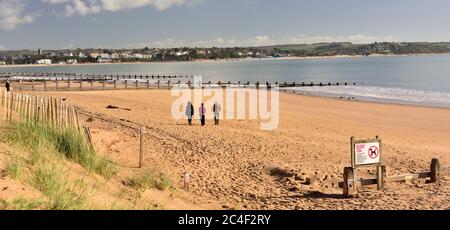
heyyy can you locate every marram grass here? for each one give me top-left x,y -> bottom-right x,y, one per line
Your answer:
123,171 -> 172,191
7,120 -> 118,179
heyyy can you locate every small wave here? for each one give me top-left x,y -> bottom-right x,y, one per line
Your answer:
283,86 -> 450,108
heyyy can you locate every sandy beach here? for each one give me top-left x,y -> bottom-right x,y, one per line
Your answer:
23,89 -> 449,210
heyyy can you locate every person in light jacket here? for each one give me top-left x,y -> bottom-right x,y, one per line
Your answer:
213,101 -> 222,125
199,103 -> 206,126
185,101 -> 194,125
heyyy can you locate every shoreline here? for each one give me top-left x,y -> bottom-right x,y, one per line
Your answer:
280,90 -> 450,112
1,52 -> 450,69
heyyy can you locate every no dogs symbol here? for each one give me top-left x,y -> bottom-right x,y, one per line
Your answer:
368,146 -> 379,159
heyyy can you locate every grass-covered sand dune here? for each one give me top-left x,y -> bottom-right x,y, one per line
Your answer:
0,107 -> 204,210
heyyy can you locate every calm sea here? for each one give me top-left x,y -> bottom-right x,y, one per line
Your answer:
2,54 -> 450,108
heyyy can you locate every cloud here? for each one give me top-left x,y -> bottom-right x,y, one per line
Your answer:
102,0 -> 197,11
42,0 -> 70,3
245,0 -> 259,5
43,0 -> 203,16
0,0 -> 38,30
64,0 -> 102,16
0,44 -> 5,50
129,37 -> 241,49
129,34 -> 398,48
255,35 -> 269,45
281,34 -> 397,45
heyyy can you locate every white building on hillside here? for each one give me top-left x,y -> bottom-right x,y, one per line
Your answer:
121,52 -> 132,59
99,53 -> 110,59
175,51 -> 189,56
90,52 -> 100,58
36,59 -> 52,65
133,53 -> 144,59
111,53 -> 120,59
97,58 -> 112,63
67,59 -> 78,64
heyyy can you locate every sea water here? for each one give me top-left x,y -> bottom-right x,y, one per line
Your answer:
2,54 -> 450,108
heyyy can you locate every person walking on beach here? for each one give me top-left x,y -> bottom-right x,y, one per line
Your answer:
213,101 -> 222,125
5,80 -> 10,92
185,101 -> 194,125
199,103 -> 206,126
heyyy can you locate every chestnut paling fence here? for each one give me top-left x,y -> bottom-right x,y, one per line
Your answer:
0,87 -> 94,150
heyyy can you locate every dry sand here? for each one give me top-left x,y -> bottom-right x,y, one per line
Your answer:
28,89 -> 450,210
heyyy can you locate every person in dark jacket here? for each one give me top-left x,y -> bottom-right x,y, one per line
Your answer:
5,80 -> 10,92
199,103 -> 206,126
185,101 -> 194,125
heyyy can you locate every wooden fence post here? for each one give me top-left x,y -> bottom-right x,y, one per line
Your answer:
343,167 -> 356,198
377,165 -> 386,190
430,158 -> 440,183
9,93 -> 14,123
184,172 -> 190,192
114,80 -> 117,89
125,80 -> 128,90
5,93 -> 9,121
139,126 -> 145,168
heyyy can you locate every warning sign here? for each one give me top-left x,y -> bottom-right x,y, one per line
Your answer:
353,141 -> 381,166
368,146 -> 379,159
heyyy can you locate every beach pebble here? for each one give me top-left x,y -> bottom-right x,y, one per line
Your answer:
289,186 -> 302,192
248,193 -> 258,200
304,177 -> 316,185
294,174 -> 304,181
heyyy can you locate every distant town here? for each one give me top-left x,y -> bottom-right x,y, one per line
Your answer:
1,42 -> 450,66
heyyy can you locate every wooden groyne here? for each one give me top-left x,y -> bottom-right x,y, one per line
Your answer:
1,72 -> 363,92
0,72 -> 194,81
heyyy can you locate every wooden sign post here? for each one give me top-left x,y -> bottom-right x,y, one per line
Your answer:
344,136 -> 384,197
